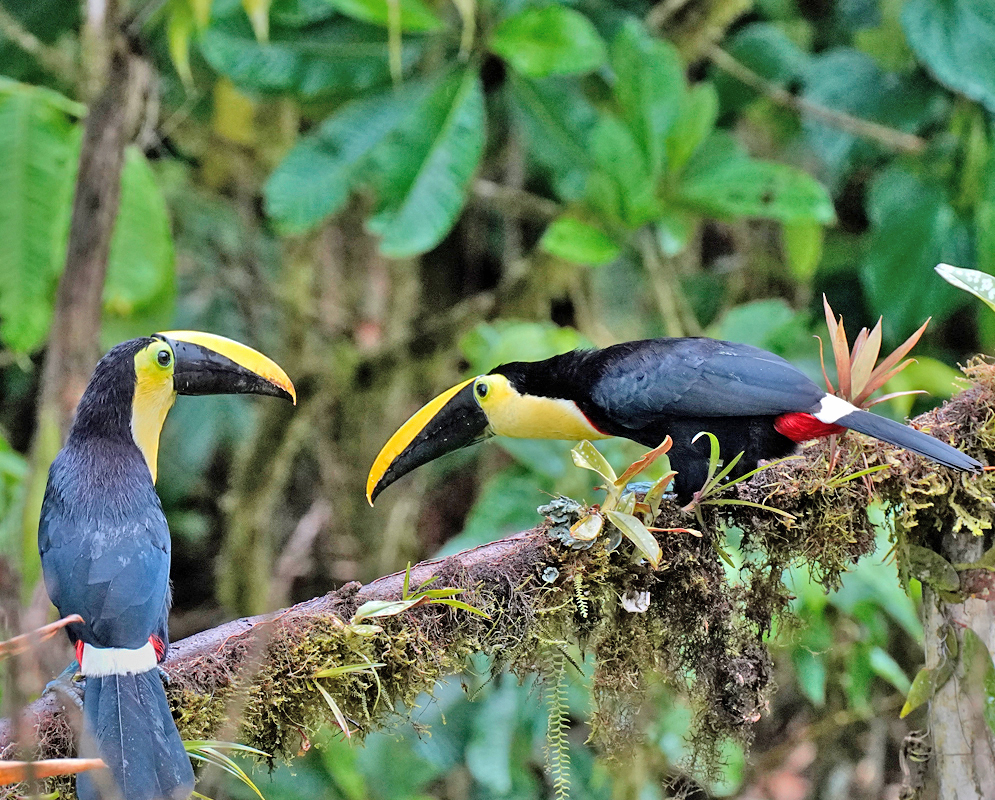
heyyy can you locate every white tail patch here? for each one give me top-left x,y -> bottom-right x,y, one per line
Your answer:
80,642 -> 157,677
813,394 -> 857,424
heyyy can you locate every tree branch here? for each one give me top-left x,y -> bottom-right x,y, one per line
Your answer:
2,372 -> 993,799
0,6 -> 77,87
706,44 -> 928,155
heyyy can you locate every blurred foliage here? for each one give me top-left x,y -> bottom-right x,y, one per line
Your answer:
2,0 -> 995,795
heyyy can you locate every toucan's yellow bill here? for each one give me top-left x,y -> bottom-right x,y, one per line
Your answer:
157,330 -> 297,404
367,378 -> 489,505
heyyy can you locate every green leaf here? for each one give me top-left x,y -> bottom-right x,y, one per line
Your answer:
902,0 -> 995,115
0,88 -> 76,352
900,666 -> 937,718
610,19 -> 684,178
104,147 -> 176,317
323,0 -> 442,32
782,219 -> 824,280
862,167 -> 964,342
935,263 -> 995,314
868,646 -> 911,693
184,741 -> 269,799
313,662 -> 385,678
707,298 -> 796,349
667,82 -> 718,174
540,214 -> 621,266
366,68 -> 485,256
587,113 -> 660,227
351,598 -> 421,622
264,80 -> 431,232
465,681 -> 518,793
907,544 -> 960,592
508,74 -> 597,201
490,6 -> 606,78
604,509 -> 662,569
678,132 -> 835,225
313,679 -> 352,738
243,0 -> 272,40
792,648 -> 826,706
440,465 -> 554,556
653,207 -> 696,257
200,13 -> 416,97
960,627 -> 995,736
168,0 -> 196,85
459,319 -> 590,373
571,440 -> 617,484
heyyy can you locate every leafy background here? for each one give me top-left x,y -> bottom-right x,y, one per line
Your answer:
1,0 -> 994,796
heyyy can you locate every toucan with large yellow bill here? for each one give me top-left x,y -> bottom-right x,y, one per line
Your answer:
367,337 -> 981,505
38,332 -> 295,800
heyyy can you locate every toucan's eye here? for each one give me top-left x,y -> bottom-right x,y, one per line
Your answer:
156,348 -> 172,368
475,381 -> 488,399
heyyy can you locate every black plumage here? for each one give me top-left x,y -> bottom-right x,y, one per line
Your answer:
368,336 -> 981,505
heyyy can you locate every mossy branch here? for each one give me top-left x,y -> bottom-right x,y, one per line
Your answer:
2,367 -> 994,799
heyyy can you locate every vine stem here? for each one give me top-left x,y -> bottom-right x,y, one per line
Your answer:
706,44 -> 928,155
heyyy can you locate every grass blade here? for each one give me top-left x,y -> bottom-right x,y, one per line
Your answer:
313,680 -> 352,739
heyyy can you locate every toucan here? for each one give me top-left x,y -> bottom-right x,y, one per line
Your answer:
38,332 -> 295,800
367,337 -> 981,505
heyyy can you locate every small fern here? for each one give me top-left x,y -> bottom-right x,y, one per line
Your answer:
572,573 -> 589,619
544,650 -> 571,800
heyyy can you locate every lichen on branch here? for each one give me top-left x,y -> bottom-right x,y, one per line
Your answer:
3,365 -> 993,799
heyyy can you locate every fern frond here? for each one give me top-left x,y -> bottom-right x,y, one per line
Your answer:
544,650 -> 571,800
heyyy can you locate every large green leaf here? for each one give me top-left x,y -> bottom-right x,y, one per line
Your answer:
200,13 -> 417,97
677,132 -> 835,224
264,80 -> 432,232
490,6 -> 606,78
540,214 -> 621,266
366,68 -> 485,256
861,167 -> 965,342
587,113 -> 660,227
508,74 -> 597,201
0,87 -> 76,352
610,19 -> 684,178
459,319 -> 589,372
902,0 -> 995,115
667,82 -> 718,175
323,0 -> 442,32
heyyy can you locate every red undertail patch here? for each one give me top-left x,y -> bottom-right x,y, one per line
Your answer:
150,634 -> 166,661
75,640 -> 84,665
775,412 -> 846,443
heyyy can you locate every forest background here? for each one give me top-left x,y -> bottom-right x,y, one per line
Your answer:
0,0 -> 994,797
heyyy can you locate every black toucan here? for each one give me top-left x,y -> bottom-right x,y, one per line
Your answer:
367,337 -> 981,505
39,331 -> 296,800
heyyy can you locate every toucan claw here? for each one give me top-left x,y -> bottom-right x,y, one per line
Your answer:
44,662 -> 85,710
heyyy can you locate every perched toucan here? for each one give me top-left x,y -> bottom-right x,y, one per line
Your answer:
367,337 -> 981,504
39,332 -> 295,800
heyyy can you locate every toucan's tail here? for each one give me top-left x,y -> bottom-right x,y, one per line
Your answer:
836,407 -> 982,472
77,669 -> 194,800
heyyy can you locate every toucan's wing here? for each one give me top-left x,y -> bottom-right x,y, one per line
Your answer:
587,338 -> 825,427
39,452 -> 170,649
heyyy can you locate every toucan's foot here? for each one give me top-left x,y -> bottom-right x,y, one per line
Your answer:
158,665 -> 172,686
44,661 -> 84,710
